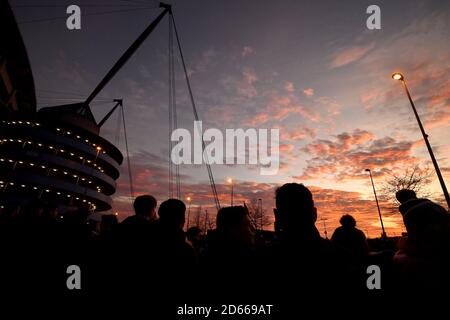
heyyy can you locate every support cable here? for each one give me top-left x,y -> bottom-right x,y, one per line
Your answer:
170,12 -> 220,210
168,16 -> 174,198
121,102 -> 135,202
170,17 -> 181,199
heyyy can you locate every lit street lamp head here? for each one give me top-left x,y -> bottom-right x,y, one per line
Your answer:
227,178 -> 233,184
392,72 -> 404,81
186,196 -> 191,202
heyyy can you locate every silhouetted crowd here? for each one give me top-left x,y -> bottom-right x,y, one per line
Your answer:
1,183 -> 449,308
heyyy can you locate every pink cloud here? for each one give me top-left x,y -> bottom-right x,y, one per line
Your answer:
281,127 -> 317,141
316,96 -> 341,116
241,46 -> 254,57
297,130 -> 419,182
330,43 -> 375,68
285,81 -> 295,92
303,88 -> 314,97
245,92 -> 321,126
279,143 -> 294,152
237,67 -> 258,98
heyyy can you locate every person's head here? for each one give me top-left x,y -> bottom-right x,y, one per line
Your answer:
403,201 -> 450,244
158,198 -> 186,229
216,205 -> 255,246
396,189 -> 417,204
133,195 -> 157,221
340,214 -> 356,228
186,226 -> 202,243
275,183 -> 317,233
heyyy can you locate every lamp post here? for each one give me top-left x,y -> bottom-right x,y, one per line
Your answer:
392,72 -> 450,209
204,209 -> 209,234
228,178 -> 233,206
321,218 -> 328,239
365,169 -> 387,238
186,196 -> 192,230
258,198 -> 263,232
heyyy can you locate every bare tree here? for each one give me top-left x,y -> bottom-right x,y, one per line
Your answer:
245,198 -> 272,231
382,165 -> 433,206
193,206 -> 202,228
189,206 -> 216,233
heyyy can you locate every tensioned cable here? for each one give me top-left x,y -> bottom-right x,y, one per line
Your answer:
168,16 -> 174,198
114,104 -> 122,147
170,12 -> 221,211
121,102 -> 134,203
169,16 -> 181,199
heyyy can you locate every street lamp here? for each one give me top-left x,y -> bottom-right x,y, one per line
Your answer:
365,169 -> 387,239
186,197 -> 192,230
392,72 -> 404,81
94,146 -> 102,162
227,178 -> 233,206
392,72 -> 450,209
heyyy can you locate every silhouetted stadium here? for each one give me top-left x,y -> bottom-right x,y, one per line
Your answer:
0,1 -> 123,212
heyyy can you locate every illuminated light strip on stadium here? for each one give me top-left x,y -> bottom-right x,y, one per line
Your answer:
0,158 -> 102,188
0,181 -> 98,209
2,121 -> 107,152
1,138 -> 107,174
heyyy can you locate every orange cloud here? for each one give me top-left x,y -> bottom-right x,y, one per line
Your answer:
114,176 -> 405,237
279,143 -> 294,152
281,127 -> 317,141
297,130 -> 417,181
306,185 -> 403,237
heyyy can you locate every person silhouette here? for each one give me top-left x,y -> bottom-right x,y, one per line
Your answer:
259,183 -> 358,298
147,199 -> 196,299
395,189 -> 428,215
201,205 -> 255,268
119,194 -> 157,244
152,199 -> 195,269
198,205 -> 256,301
331,214 -> 369,262
394,200 -> 450,290
115,195 -> 158,292
186,226 -> 203,255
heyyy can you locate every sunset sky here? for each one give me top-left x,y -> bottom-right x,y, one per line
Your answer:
13,0 -> 450,238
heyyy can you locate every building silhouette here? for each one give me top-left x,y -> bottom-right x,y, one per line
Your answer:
0,2 -> 123,212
